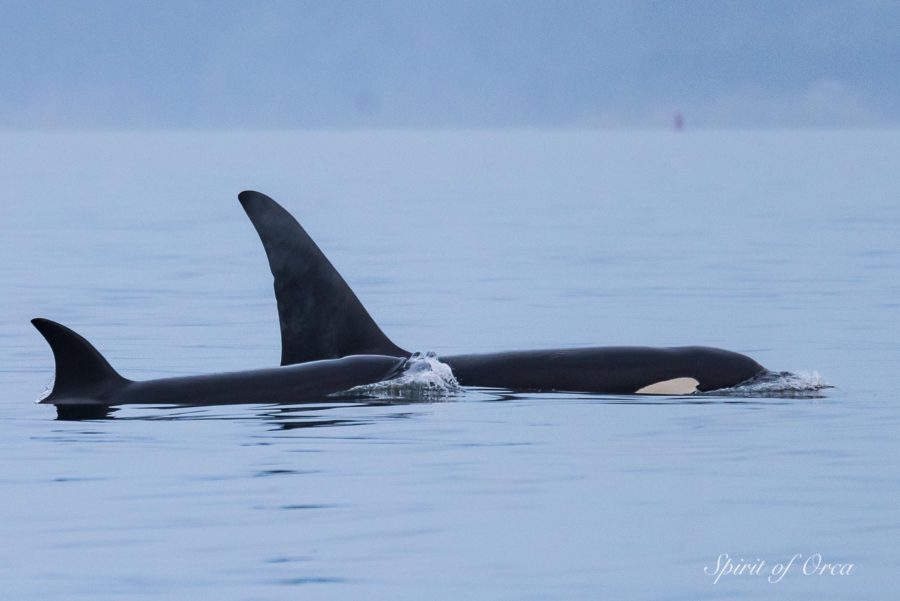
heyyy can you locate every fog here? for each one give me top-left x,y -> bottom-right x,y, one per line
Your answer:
2,0 -> 898,128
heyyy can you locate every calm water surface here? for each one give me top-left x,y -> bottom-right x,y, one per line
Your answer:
2,131 -> 899,600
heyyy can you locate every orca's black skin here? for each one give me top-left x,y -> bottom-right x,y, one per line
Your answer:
441,348 -> 763,393
32,318 -> 406,418
238,192 -> 407,365
238,191 -> 767,395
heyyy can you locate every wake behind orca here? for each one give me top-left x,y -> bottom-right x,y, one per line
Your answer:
238,191 -> 768,395
32,318 -> 405,419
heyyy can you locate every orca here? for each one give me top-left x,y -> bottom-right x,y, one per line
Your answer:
238,191 -> 768,395
32,318 -> 406,419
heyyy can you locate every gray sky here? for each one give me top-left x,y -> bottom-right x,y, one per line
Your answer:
2,0 -> 898,129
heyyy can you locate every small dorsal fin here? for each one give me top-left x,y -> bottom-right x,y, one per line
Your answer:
31,318 -> 129,402
238,190 -> 408,365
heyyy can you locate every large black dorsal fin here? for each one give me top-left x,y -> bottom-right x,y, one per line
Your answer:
238,190 -> 408,365
31,318 -> 129,402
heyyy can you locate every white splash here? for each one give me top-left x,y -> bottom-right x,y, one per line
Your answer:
36,376 -> 55,403
349,352 -> 461,400
711,370 -> 832,398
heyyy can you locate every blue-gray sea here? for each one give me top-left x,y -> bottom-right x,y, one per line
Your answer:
2,131 -> 898,600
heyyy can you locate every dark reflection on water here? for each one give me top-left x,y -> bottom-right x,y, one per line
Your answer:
54,405 -> 119,421
254,468 -> 318,477
273,418 -> 366,431
95,399 -> 424,432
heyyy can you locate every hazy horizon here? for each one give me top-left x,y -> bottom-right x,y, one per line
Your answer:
3,1 -> 898,130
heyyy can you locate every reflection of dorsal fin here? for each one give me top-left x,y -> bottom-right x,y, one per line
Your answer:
239,190 -> 408,365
